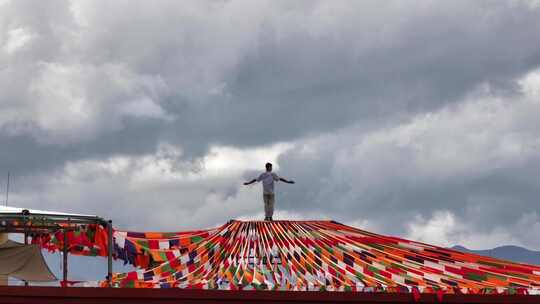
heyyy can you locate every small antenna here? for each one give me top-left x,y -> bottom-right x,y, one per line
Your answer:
5,172 -> 10,206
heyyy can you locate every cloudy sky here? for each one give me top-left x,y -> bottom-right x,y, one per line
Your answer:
2,0 -> 540,251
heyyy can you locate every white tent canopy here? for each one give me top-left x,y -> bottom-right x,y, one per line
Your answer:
0,240 -> 57,282
0,206 -> 97,217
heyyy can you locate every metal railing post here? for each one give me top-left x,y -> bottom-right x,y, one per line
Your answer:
62,228 -> 68,285
107,220 -> 113,287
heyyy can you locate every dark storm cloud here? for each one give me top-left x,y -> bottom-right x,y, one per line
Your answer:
3,0 -> 540,172
162,0 -> 540,151
2,0 -> 540,249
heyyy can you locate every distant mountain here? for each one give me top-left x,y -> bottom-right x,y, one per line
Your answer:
451,245 -> 540,265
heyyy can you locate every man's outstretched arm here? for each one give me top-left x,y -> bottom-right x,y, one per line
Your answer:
243,179 -> 257,185
279,177 -> 295,184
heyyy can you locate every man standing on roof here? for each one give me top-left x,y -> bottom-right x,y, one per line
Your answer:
243,163 -> 295,221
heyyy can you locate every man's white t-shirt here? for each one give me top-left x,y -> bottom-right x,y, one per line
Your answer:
257,172 -> 280,194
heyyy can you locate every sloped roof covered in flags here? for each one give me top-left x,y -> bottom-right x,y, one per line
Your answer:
33,220 -> 540,294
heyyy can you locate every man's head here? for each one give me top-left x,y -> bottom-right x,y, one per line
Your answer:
265,162 -> 272,172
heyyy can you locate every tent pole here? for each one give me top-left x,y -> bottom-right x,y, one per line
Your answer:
0,233 -> 7,286
24,232 -> 29,286
63,228 -> 68,286
107,220 -> 113,287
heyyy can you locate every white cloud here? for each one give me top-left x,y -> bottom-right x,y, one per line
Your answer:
406,210 -> 523,249
10,142 -> 293,230
520,69 -> 540,97
407,210 -> 458,247
334,76 -> 540,184
334,69 -> 540,185
2,27 -> 34,54
1,62 -> 170,144
516,0 -> 540,9
203,143 -> 291,176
